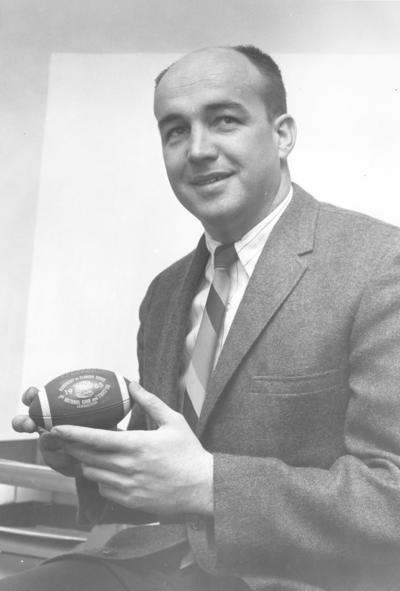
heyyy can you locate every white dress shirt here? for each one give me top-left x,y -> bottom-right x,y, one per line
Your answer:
179,188 -> 293,567
181,187 -> 293,380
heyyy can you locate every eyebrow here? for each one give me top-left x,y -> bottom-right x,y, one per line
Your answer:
157,101 -> 248,130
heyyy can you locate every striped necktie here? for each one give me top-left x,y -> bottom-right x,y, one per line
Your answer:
183,243 -> 238,425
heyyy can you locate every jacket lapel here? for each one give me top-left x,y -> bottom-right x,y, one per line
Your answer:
197,186 -> 319,436
154,236 -> 209,411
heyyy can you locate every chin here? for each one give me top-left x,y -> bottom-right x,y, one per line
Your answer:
202,211 -> 247,241
178,190 -> 244,229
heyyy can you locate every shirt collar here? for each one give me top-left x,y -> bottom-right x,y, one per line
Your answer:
205,186 -> 293,277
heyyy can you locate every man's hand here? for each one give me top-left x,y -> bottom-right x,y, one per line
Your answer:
52,382 -> 214,516
12,387 -> 82,477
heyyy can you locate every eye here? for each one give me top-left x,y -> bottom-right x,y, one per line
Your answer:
215,115 -> 239,128
165,126 -> 187,142
221,116 -> 236,124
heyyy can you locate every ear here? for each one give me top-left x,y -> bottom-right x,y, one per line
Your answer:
273,114 -> 297,160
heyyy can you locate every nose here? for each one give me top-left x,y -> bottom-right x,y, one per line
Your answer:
187,125 -> 218,163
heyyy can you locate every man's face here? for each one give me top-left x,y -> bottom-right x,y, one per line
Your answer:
154,48 -> 286,242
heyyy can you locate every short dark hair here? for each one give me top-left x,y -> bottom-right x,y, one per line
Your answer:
154,45 -> 287,120
232,45 -> 287,118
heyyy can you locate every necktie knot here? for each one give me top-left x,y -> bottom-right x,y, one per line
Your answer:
214,243 -> 238,270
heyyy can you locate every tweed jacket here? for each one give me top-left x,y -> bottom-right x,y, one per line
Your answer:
74,184 -> 400,590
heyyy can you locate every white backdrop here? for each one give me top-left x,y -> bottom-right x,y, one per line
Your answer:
21,53 -> 200,394
20,52 -> 400,408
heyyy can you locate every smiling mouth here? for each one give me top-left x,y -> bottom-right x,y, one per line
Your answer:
191,173 -> 233,186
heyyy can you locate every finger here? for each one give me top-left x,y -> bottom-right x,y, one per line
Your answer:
97,483 -> 141,508
12,414 -> 38,433
81,465 -> 129,488
97,484 -> 156,513
62,444 -> 123,470
38,433 -> 83,477
22,386 -> 39,407
97,483 -> 127,503
129,381 -> 178,427
39,430 -> 67,451
51,424 -> 127,450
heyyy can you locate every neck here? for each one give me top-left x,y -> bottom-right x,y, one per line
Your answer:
205,173 -> 292,244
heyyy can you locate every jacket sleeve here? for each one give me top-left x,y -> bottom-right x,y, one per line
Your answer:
188,235 -> 400,587
75,277 -> 159,526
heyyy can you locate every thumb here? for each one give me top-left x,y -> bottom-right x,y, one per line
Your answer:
129,381 -> 177,426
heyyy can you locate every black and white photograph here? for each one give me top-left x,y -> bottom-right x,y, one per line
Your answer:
1,1 -> 400,589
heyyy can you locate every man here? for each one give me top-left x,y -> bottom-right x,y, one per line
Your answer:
7,45 -> 400,590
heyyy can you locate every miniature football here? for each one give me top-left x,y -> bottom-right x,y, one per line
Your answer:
29,369 -> 132,430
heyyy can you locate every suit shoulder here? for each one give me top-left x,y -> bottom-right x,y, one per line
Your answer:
318,200 -> 400,239
306,196 -> 400,261
310,199 -> 400,275
289,185 -> 400,260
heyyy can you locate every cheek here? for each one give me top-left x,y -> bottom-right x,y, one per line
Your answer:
253,133 -> 276,160
225,132 -> 275,168
163,150 -> 185,185
248,140 -> 281,184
